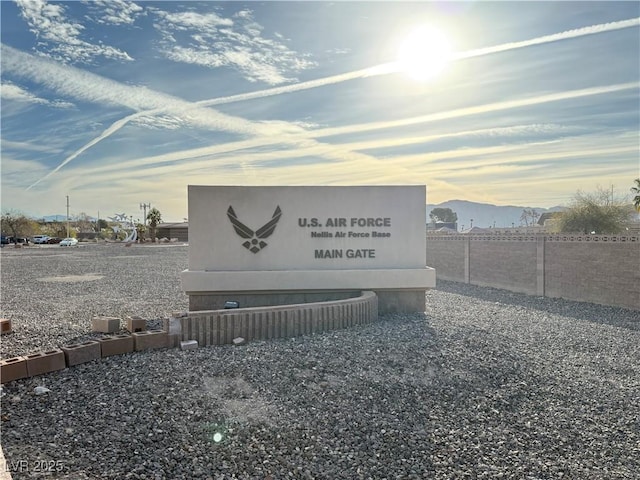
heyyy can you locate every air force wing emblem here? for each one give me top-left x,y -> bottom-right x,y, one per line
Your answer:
227,205 -> 282,253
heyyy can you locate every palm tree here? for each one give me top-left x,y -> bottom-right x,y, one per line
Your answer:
631,178 -> 640,212
146,208 -> 162,241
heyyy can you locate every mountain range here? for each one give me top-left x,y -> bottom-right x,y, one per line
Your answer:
38,200 -> 566,229
39,214 -> 96,222
426,200 -> 566,229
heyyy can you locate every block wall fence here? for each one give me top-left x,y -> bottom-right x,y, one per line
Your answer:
426,234 -> 640,310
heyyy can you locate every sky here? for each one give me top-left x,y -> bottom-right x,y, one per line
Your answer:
1,1 -> 639,222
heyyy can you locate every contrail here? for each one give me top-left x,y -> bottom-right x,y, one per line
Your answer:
27,116 -> 132,189
310,82 -> 639,138
195,16 -> 638,107
73,81 -> 639,179
27,16 -> 639,189
26,64 -> 393,190
453,17 -> 640,61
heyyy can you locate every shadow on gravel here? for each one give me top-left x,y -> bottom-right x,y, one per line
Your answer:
434,279 -> 640,332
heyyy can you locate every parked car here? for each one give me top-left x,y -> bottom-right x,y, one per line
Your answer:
59,237 -> 78,246
46,237 -> 62,244
32,235 -> 51,244
2,236 -> 29,244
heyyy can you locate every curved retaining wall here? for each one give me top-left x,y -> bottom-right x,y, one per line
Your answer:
180,290 -> 378,346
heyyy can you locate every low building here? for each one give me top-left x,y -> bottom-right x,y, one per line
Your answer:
155,222 -> 188,242
426,221 -> 458,231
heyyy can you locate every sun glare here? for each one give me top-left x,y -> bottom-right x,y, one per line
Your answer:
396,26 -> 453,81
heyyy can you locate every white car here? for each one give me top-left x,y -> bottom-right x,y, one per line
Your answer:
32,235 -> 50,244
59,237 -> 78,246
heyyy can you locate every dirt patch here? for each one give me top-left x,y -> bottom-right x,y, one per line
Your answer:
203,376 -> 277,425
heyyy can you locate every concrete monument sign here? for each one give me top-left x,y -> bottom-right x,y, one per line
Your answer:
181,185 -> 436,313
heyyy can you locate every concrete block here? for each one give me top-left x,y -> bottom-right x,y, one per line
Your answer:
0,318 -> 12,335
164,317 -> 183,348
180,340 -> 198,350
25,349 -> 66,377
92,316 -> 121,333
133,329 -> 169,351
98,334 -> 134,357
167,334 -> 181,348
126,316 -> 146,333
167,317 -> 182,336
61,340 -> 101,367
1,356 -> 28,383
232,337 -> 246,346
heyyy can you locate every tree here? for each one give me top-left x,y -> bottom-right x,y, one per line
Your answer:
554,188 -> 633,234
429,207 -> 458,223
135,222 -> 146,242
146,207 -> 162,241
631,178 -> 640,212
40,220 -> 67,238
520,208 -> 540,227
1,211 -> 38,240
75,212 -> 94,232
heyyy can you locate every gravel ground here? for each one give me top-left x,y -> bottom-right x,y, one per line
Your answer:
1,243 -> 189,358
1,243 -> 639,479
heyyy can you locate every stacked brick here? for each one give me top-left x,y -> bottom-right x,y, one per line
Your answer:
1,316 -> 170,384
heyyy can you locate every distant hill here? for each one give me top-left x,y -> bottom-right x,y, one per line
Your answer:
37,214 -> 98,222
40,214 -> 68,222
426,200 -> 565,229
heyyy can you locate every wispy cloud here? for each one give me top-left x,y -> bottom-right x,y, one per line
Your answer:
1,81 -> 74,108
15,0 -> 133,63
152,7 -> 316,84
0,139 -> 64,154
1,43 -> 273,134
393,134 -> 639,173
130,114 -> 187,130
0,155 -> 52,186
61,126 -> 637,192
82,0 -> 143,26
47,128 -> 638,211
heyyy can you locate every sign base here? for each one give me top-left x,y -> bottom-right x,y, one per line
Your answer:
182,267 -> 435,314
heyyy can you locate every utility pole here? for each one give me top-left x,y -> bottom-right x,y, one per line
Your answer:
66,195 -> 70,238
140,203 -> 151,226
140,203 -> 150,241
611,184 -> 614,206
